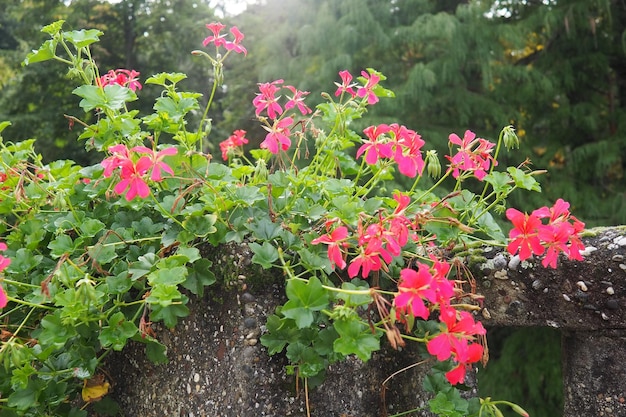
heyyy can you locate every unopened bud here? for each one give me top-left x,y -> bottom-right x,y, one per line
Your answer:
502,125 -> 519,150
511,403 -> 530,417
253,158 -> 268,183
425,150 -> 441,179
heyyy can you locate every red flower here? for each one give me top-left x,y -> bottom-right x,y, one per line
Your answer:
0,285 -> 6,309
219,130 -> 249,160
311,225 -> 349,270
506,208 -> 545,260
393,264 -> 438,320
114,157 -> 152,201
426,305 -> 486,385
99,69 -> 142,92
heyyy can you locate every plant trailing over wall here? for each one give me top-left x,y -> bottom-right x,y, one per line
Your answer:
0,20 -> 584,417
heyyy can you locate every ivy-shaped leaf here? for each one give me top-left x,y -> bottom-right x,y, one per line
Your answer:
281,277 -> 329,328
249,241 -> 279,269
333,319 -> 380,361
63,29 -> 103,48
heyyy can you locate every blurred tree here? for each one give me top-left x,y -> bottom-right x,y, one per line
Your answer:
222,0 -> 626,226
0,0 -> 220,165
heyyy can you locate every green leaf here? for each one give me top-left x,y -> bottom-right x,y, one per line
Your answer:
145,72 -> 188,86
428,389 -> 469,417
183,213 -> 217,237
260,314 -> 299,355
507,167 -> 541,192
48,234 -> 76,258
281,277 -> 330,328
0,121 -> 11,135
38,313 -> 77,349
7,379 -> 44,411
88,243 -> 118,265
63,29 -> 103,48
23,39 -> 57,65
147,266 -> 188,286
99,312 -> 138,351
181,259 -> 216,296
145,339 -> 168,364
41,20 -> 65,35
332,319 -> 380,361
484,171 -> 513,195
247,217 -> 281,240
249,241 -> 279,269
336,279 -> 372,307
106,272 -> 133,294
73,84 -> 137,112
128,253 -> 159,280
150,302 -> 189,328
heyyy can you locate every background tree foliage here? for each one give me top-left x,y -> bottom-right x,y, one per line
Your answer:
2,0 -> 624,224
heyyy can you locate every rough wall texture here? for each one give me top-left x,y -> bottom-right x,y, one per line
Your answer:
106,227 -> 626,417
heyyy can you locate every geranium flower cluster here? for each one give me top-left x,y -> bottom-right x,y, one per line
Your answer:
311,192 -> 417,278
101,144 -> 177,201
251,79 -> 312,154
202,22 -> 247,55
98,69 -> 142,92
446,129 -> 496,181
0,242 -> 11,309
506,198 -> 585,268
219,129 -> 249,161
356,123 -> 426,178
334,69 -> 381,105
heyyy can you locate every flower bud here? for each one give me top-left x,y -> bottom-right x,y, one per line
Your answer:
511,403 -> 530,417
502,125 -> 519,150
253,158 -> 268,183
425,150 -> 441,179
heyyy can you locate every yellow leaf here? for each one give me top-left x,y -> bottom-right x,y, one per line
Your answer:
82,375 -> 110,402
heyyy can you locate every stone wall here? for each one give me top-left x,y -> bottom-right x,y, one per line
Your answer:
106,227 -> 626,417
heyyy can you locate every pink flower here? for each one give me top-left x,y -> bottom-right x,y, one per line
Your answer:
284,86 -> 312,115
131,146 -> 177,181
114,157 -> 152,201
334,70 -> 357,98
99,69 -> 142,92
261,116 -> 293,154
446,130 -> 496,180
506,208 -> 545,260
223,26 -> 247,55
0,241 -> 10,309
356,124 -> 393,165
390,124 -> 425,177
253,80 -> 284,120
356,70 -> 380,105
347,237 -> 390,279
202,22 -> 227,48
0,285 -> 7,309
102,144 -> 132,177
219,130 -> 249,160
393,264 -> 438,320
311,225 -> 349,270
